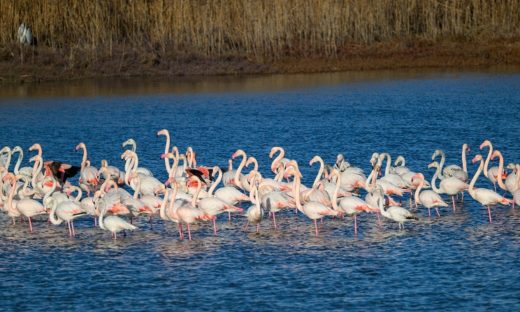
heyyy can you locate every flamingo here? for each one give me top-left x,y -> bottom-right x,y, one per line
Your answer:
428,161 -> 468,211
75,143 -> 99,194
11,146 -> 33,178
480,140 -> 506,191
331,169 -> 375,235
469,154 -> 511,223
243,172 -> 264,233
97,198 -> 137,239
413,173 -> 448,217
376,189 -> 418,230
48,197 -> 87,237
175,176 -> 207,240
288,161 -> 338,236
157,129 -> 173,174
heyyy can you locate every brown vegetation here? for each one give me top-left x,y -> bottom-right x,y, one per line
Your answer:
1,0 -> 520,83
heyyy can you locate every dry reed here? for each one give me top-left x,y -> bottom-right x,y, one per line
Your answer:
1,0 -> 519,61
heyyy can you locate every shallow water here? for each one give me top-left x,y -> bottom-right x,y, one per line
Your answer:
1,69 -> 520,311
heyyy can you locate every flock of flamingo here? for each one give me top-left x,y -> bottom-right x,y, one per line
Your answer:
0,131 -> 518,240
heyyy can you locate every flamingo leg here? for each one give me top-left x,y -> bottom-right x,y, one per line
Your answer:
213,217 -> 218,235
487,206 -> 493,224
28,217 -> 33,233
67,221 -> 72,237
72,221 -> 76,237
314,219 -> 319,236
376,212 -> 382,226
435,207 -> 441,217
12,217 -> 16,225
272,211 -> 277,229
256,224 -> 260,233
461,191 -> 464,203
353,215 -> 358,236
178,223 -> 184,240
187,223 -> 192,240
451,196 -> 456,212
242,221 -> 249,231
428,207 -> 431,218
94,217 -> 97,227
114,232 -> 117,240
228,211 -> 231,223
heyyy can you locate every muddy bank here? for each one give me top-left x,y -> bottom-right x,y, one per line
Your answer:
1,40 -> 520,84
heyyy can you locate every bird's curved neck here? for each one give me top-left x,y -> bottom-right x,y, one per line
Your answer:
161,133 -> 172,173
208,168 -> 222,196
13,149 -> 23,174
469,160 -> 484,194
462,145 -> 468,173
234,152 -> 247,189
431,169 -> 441,193
331,173 -> 340,211
414,179 -> 423,204
312,158 -> 324,189
483,144 -> 493,178
495,152 -> 507,191
293,174 -> 303,212
271,148 -> 284,173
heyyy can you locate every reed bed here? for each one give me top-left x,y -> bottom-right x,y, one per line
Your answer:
1,0 -> 519,61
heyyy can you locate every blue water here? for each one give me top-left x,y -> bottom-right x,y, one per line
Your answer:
1,71 -> 520,311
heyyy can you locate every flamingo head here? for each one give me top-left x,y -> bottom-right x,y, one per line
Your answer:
472,154 -> 483,164
232,149 -> 245,160
28,143 -> 41,152
269,146 -> 282,159
427,161 -> 438,169
431,149 -> 443,160
75,142 -> 85,151
161,152 -> 174,159
479,140 -> 491,150
490,150 -> 502,160
121,138 -> 135,148
156,129 -> 168,137
463,143 -> 470,152
309,155 -> 321,166
246,157 -> 256,168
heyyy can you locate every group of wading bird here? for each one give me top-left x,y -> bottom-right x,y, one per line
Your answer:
0,132 -> 518,240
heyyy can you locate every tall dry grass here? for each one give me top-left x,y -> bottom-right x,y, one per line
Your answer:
1,0 -> 519,60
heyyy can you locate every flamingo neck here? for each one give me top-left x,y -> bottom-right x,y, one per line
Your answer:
462,145 -> 468,173
191,180 -> 202,206
496,152 -> 507,191
293,174 -> 303,212
13,149 -> 23,174
469,160 -> 484,195
438,151 -> 446,179
79,146 -> 88,171
159,189 -> 170,220
162,133 -> 171,173
312,158 -> 324,189
331,173 -> 341,211
234,152 -> 247,189
431,168 -> 441,193
414,179 -> 423,204
483,143 -> 493,178
271,148 -> 284,173
208,167 -> 222,196
49,199 -> 63,225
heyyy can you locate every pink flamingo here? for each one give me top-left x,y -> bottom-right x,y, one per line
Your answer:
413,173 -> 448,217
428,161 -> 468,211
288,161 -> 338,236
469,154 -> 511,223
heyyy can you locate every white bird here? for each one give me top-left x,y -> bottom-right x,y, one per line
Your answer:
97,199 -> 137,239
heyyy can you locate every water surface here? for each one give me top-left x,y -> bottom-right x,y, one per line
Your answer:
1,69 -> 519,311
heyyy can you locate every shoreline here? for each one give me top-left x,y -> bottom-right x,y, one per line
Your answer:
1,41 -> 520,84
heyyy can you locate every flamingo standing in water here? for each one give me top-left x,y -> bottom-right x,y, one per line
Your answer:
413,173 -> 448,217
76,143 -> 99,194
97,198 -> 137,239
331,169 -> 375,235
428,161 -> 468,211
48,196 -> 87,237
288,160 -> 338,236
376,186 -> 418,230
479,140 -> 506,191
243,172 -> 264,233
468,154 -> 511,223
